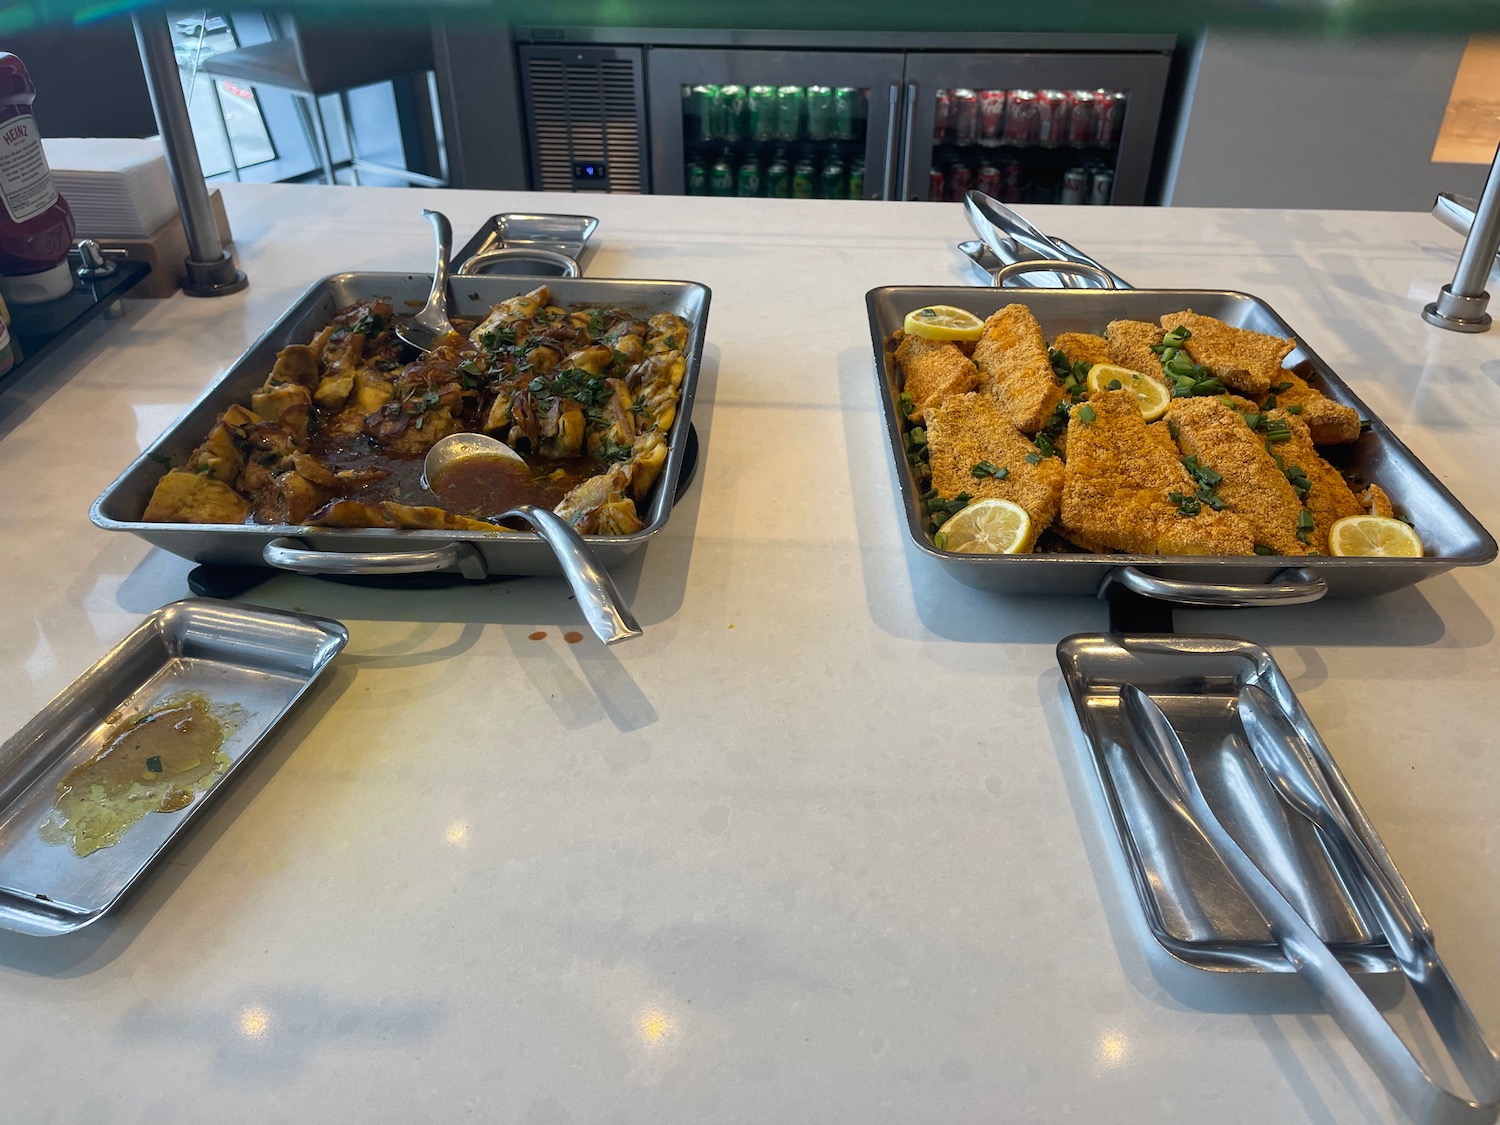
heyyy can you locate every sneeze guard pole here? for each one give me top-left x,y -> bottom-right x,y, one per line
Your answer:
1424,141 -> 1500,332
131,8 -> 247,297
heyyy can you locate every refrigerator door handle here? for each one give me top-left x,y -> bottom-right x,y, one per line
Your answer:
882,83 -> 901,200
899,82 -> 918,200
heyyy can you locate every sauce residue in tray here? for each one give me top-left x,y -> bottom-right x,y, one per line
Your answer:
41,693 -> 244,857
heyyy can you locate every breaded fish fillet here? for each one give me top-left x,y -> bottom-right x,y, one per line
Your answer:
926,392 -> 1064,530
1051,331 -> 1110,368
971,303 -> 1063,434
1060,389 -> 1254,556
1272,369 -> 1361,444
1166,397 -> 1308,555
894,335 -> 980,420
1105,320 -> 1169,388
1160,310 -> 1294,400
1267,409 -> 1363,554
1359,483 -> 1394,518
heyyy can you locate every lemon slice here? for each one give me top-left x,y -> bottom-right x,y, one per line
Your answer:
1086,362 -> 1171,422
903,305 -> 985,342
934,498 -> 1034,554
1327,515 -> 1423,557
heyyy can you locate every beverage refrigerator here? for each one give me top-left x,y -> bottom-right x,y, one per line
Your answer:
515,31 -> 1176,206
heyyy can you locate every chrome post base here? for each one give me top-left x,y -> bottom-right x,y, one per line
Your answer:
182,252 -> 250,298
1422,284 -> 1493,333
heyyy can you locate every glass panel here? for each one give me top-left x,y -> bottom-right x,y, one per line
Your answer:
168,10 -> 277,177
926,87 -> 1128,205
680,83 -> 871,200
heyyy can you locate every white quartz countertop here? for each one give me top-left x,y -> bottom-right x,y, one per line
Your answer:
1,185 -> 1498,1124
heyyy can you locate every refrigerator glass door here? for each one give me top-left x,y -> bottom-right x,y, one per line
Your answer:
898,52 -> 1171,205
645,48 -> 906,200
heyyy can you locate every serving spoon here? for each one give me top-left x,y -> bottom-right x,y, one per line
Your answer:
422,432 -> 642,646
397,209 -> 458,355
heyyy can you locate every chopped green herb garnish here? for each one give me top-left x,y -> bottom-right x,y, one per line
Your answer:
971,461 -> 1010,480
1253,545 -> 1275,556
1077,404 -> 1097,424
1106,379 -> 1122,391
477,325 -> 517,350
145,756 -> 162,773
1025,452 -> 1042,466
1286,404 -> 1303,415
1269,381 -> 1293,394
898,391 -> 916,418
1033,433 -> 1057,459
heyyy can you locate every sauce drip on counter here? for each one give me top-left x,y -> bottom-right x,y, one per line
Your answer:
42,694 -> 236,857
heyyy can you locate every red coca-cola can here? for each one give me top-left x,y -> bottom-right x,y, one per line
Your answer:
947,161 -> 973,203
1003,89 -> 1038,145
952,89 -> 979,146
975,161 -> 1001,197
1036,89 -> 1069,146
1060,166 -> 1089,205
997,156 -> 1023,204
1067,89 -> 1097,146
1095,90 -> 1126,146
928,166 -> 946,202
932,89 -> 953,143
978,89 -> 1007,147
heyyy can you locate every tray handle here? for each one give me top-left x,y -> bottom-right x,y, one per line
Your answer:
993,259 -> 1116,289
263,537 -> 488,580
1099,565 -> 1328,607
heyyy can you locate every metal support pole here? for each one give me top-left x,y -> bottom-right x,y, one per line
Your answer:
132,9 -> 248,297
1423,141 -> 1500,332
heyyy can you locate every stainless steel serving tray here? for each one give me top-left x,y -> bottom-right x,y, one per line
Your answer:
0,599 -> 347,937
91,273 -> 711,579
1056,633 -> 1417,973
868,285 -> 1496,601
454,213 -> 599,277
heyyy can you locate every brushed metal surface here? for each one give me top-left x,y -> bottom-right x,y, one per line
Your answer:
1056,633 -> 1397,974
0,600 -> 347,937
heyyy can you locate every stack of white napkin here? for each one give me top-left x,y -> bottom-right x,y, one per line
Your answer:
41,138 -> 178,239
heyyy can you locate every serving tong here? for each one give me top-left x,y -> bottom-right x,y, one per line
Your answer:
961,189 -> 1131,290
1120,684 -> 1500,1125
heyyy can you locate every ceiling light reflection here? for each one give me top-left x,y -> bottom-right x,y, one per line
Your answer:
239,1005 -> 270,1040
1095,1030 -> 1129,1069
444,821 -> 470,848
638,1007 -> 675,1045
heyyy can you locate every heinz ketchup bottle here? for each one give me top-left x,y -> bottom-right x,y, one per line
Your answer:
0,53 -> 75,304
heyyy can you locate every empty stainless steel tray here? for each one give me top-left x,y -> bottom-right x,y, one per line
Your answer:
1055,633 -> 1420,973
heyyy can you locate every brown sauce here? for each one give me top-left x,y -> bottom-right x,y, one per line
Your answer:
430,456 -> 561,518
42,694 -> 239,857
309,436 -> 600,521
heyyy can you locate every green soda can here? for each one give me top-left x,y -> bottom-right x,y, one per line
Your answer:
692,84 -> 720,142
710,153 -> 735,197
805,85 -> 834,141
685,158 -> 707,195
819,154 -> 845,199
748,85 -> 777,142
847,157 -> 865,200
718,85 -> 746,143
766,155 -> 791,198
833,87 -> 860,141
737,155 -> 763,197
791,156 -> 815,199
776,86 -> 804,142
